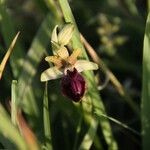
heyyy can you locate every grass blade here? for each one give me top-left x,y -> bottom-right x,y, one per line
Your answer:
17,111 -> 40,150
142,12 -> 150,150
0,1 -> 24,77
0,32 -> 20,80
44,0 -> 61,21
95,112 -> 140,136
11,80 -> 18,125
43,82 -> 53,150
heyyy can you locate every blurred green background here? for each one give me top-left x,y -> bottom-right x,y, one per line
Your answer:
0,0 -> 147,149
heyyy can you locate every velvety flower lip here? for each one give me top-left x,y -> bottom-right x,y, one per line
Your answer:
61,68 -> 85,102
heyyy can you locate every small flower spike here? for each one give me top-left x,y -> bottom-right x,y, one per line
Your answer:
41,24 -> 98,102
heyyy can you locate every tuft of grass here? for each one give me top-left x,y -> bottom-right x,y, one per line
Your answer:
0,105 -> 28,150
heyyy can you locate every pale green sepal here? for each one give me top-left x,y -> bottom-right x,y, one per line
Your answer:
41,67 -> 63,82
58,23 -> 74,45
51,41 -> 61,54
74,60 -> 98,72
51,25 -> 58,43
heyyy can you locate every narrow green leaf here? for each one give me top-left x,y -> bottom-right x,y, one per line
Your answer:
43,82 -> 53,150
44,0 -> 61,21
95,112 -> 140,136
0,32 -> 20,80
11,80 -> 18,125
142,12 -> 150,150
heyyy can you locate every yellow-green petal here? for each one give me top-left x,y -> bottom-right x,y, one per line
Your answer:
51,25 -> 58,43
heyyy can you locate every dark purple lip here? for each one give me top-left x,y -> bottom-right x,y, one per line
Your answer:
61,68 -> 85,102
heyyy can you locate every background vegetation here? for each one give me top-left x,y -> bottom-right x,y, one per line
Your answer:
0,0 -> 149,150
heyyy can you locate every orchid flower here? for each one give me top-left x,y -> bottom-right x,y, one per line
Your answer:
41,24 -> 98,102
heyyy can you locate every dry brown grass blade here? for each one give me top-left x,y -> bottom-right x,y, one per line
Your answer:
0,32 -> 20,80
80,34 -> 139,115
17,111 -> 40,150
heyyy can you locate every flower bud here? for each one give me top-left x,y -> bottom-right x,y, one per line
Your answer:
61,68 -> 85,102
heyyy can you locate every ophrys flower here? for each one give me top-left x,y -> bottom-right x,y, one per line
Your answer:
41,24 -> 98,102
